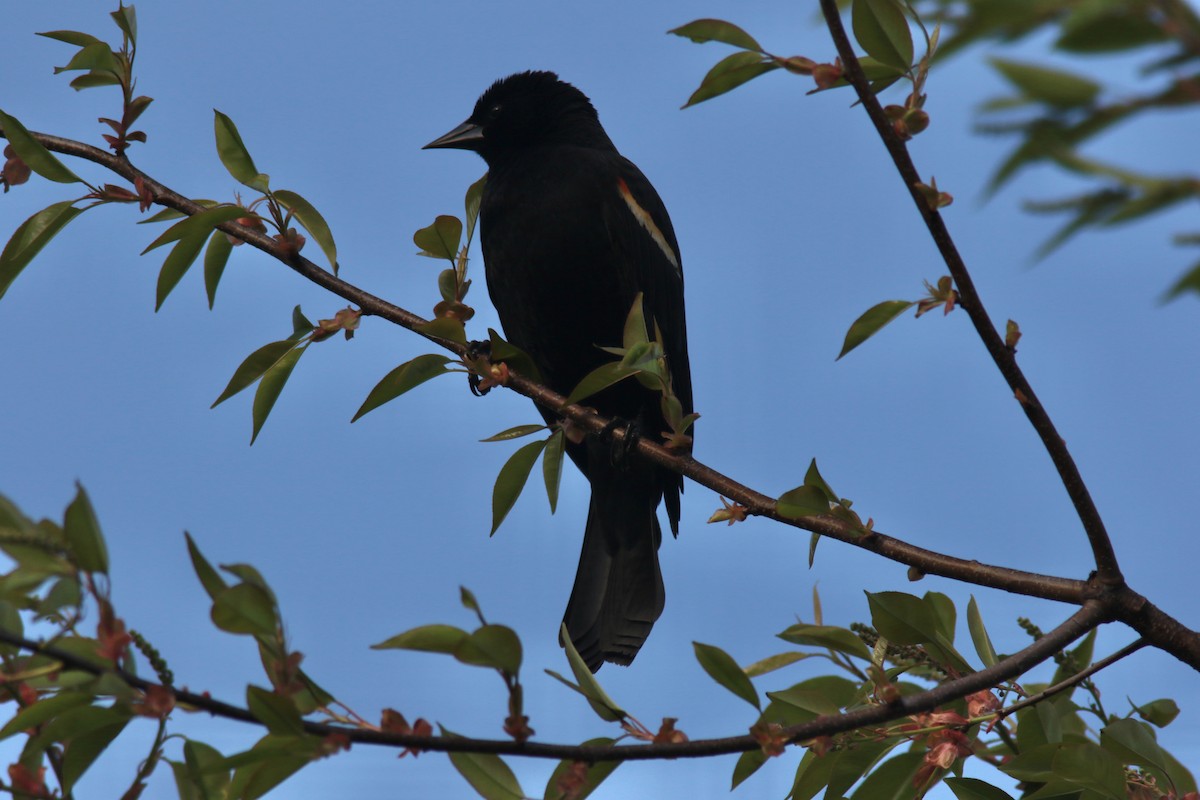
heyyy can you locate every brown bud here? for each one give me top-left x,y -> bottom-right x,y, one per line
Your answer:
904,109 -> 930,135
811,63 -> 843,90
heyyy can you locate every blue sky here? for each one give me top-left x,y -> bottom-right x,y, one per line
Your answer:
2,1 -> 1198,797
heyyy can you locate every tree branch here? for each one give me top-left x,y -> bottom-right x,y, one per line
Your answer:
0,126 -> 1093,608
816,0 -> 1123,586
0,602 -> 1104,762
5,128 -> 1198,669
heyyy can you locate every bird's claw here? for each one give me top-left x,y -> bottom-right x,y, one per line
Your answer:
466,339 -> 493,397
601,416 -> 642,469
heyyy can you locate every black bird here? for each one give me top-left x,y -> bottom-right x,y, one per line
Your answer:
425,71 -> 693,670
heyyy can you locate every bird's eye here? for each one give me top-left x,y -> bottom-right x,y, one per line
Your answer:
489,103 -> 502,117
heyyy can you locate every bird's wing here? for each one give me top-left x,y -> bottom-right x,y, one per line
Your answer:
604,156 -> 693,418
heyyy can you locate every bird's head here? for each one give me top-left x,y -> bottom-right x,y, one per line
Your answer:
423,70 -> 615,164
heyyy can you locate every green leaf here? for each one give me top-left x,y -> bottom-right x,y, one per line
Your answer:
250,343 -> 306,444
455,624 -> 522,674
141,204 -> 248,254
69,72 -> 121,90
291,305 -> 314,338
808,531 -> 819,568
1001,742 -> 1061,781
155,230 -> 209,311
777,623 -> 871,661
853,0 -> 914,72
562,362 -> 634,406
36,706 -> 133,791
945,777 -> 1017,800
37,30 -> 105,47
867,591 -> 936,644
110,4 -> 138,45
1051,627 -> 1096,686
621,291 -> 649,350
445,729 -> 525,800
0,691 -> 91,740
184,533 -> 228,600
1016,702 -> 1062,751
1132,697 -> 1180,728
743,651 -> 809,678
732,749 -> 767,789
225,735 -> 311,800
543,738 -> 619,800
850,751 -> 924,800
479,424 -> 546,442
353,354 -> 452,421
63,483 -> 108,574
1101,719 -> 1171,780
1164,260 -> 1200,301
826,740 -> 895,799
989,58 -> 1101,108
204,229 -> 234,309
437,268 -> 457,303
1056,7 -> 1166,53
967,596 -> 998,667
275,189 -> 338,272
372,624 -> 469,653
693,642 -> 760,709
213,110 -> 269,192
212,340 -> 298,408
1052,742 -> 1128,799
464,174 -> 487,245
767,685 -> 843,717
0,110 -> 82,184
776,485 -> 829,519
682,51 -> 778,108
0,201 -> 83,300
414,315 -> 467,344
668,19 -> 763,51
246,686 -> 305,736
924,590 -> 956,642
542,430 -> 565,514
488,329 -> 542,382
172,739 -> 230,800
211,583 -> 278,637
792,748 -> 836,800
556,622 -> 627,719
414,215 -> 463,262
803,459 -> 837,502
53,40 -> 120,74
491,439 -> 548,534
837,300 -> 914,359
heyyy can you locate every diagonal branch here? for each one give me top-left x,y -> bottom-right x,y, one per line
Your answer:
7,128 -> 1199,671
816,0 -> 1123,586
1,127 -> 1090,606
0,602 -> 1104,762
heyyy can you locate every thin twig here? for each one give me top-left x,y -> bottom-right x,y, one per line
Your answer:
0,603 -> 1103,762
816,0 -> 1123,586
998,638 -> 1147,721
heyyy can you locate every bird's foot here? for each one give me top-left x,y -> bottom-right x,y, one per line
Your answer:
600,416 -> 643,469
466,339 -> 493,396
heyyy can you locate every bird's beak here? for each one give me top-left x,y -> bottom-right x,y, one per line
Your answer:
423,120 -> 484,150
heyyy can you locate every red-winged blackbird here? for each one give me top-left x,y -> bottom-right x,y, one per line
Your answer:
425,71 -> 693,671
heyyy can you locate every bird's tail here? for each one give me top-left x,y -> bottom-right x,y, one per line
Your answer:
562,485 -> 665,672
